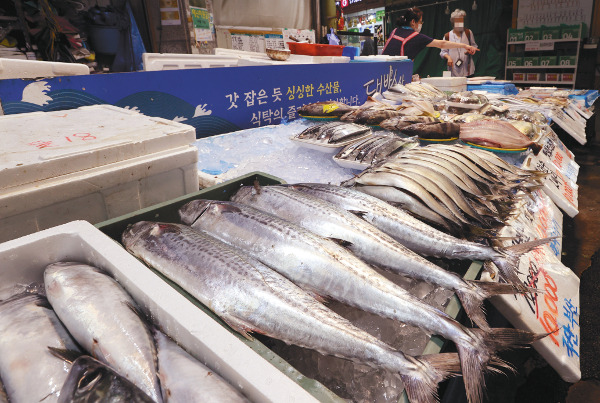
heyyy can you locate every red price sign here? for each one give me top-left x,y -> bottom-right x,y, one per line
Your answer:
340,0 -> 348,7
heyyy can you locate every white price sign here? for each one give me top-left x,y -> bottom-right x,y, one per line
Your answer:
525,41 -> 540,51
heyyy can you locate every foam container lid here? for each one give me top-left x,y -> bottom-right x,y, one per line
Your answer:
420,76 -> 467,86
0,105 -> 196,190
0,221 -> 323,402
0,58 -> 89,80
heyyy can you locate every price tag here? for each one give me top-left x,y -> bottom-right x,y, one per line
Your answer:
525,41 -> 540,51
539,41 -> 555,51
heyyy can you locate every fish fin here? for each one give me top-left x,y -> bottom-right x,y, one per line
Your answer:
400,353 -> 460,403
454,287 -> 490,331
327,238 -> 354,249
47,347 -> 82,364
222,316 -> 256,341
491,237 -> 559,292
253,179 -> 262,195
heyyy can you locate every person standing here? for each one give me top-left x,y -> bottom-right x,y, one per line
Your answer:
382,7 -> 478,61
440,9 -> 478,77
360,28 -> 377,56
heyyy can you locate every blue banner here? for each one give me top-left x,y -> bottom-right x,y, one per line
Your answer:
0,61 -> 412,138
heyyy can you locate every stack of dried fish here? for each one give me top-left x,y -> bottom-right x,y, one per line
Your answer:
383,82 -> 447,103
459,119 -> 543,153
293,121 -> 371,146
342,144 -> 546,235
380,115 -> 440,131
334,134 -> 418,168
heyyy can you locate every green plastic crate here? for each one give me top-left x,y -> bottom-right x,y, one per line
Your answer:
522,27 -> 540,41
560,24 -> 580,39
541,25 -> 561,40
523,56 -> 540,67
507,56 -> 524,67
95,170 -> 481,403
508,28 -> 524,42
540,55 -> 557,66
558,55 -> 577,66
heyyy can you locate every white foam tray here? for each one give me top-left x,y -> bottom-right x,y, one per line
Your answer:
0,221 -> 320,403
0,105 -> 196,190
0,58 -> 89,79
0,146 -> 199,243
143,53 -> 240,70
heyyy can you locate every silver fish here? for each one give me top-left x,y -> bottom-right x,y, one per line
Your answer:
350,183 -> 456,231
0,293 -> 81,403
296,121 -> 371,144
353,170 -> 463,225
122,221 -> 461,403
58,356 -> 155,403
230,186 -> 523,328
285,183 -> 550,294
179,198 -> 541,403
44,262 -> 162,403
154,331 -> 249,403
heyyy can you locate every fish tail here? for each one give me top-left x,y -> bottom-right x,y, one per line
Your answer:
456,280 -> 534,330
455,328 -> 544,403
492,236 -> 559,290
401,353 -> 461,403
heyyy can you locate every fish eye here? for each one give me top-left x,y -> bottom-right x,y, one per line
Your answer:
78,369 -> 103,392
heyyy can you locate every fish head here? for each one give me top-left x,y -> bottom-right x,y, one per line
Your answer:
230,186 -> 258,204
179,199 -> 214,225
58,355 -> 153,403
122,221 -> 178,249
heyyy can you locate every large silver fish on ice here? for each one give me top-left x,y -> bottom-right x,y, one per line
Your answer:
122,222 -> 461,403
231,185 -> 525,330
58,356 -> 155,403
286,183 -> 551,292
44,262 -> 162,403
0,293 -> 81,403
179,199 -> 542,403
154,331 -> 250,403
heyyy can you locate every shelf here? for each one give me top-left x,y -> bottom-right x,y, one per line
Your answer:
505,65 -> 577,69
507,38 -> 581,45
513,80 -> 574,85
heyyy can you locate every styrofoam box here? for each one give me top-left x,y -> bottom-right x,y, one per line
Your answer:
0,146 -> 199,243
420,76 -> 467,92
0,105 -> 196,190
0,58 -> 90,79
143,53 -> 240,71
0,220 -> 321,403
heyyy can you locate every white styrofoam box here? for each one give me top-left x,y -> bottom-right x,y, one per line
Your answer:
0,221 -> 321,403
0,105 -> 196,190
0,146 -> 199,243
481,247 -> 580,383
214,47 -> 267,58
0,58 -> 90,79
420,76 -> 467,92
142,53 -> 240,71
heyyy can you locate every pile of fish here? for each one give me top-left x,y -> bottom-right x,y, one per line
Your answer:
120,179 -> 553,403
342,144 -> 547,236
383,82 -> 447,103
459,119 -> 543,153
0,262 -> 249,403
333,134 -> 418,167
400,122 -> 461,141
292,121 -> 371,146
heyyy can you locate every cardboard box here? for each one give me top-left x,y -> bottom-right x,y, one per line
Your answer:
558,55 -> 577,66
540,55 -> 557,66
541,25 -> 561,40
507,56 -> 524,67
523,56 -> 540,67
